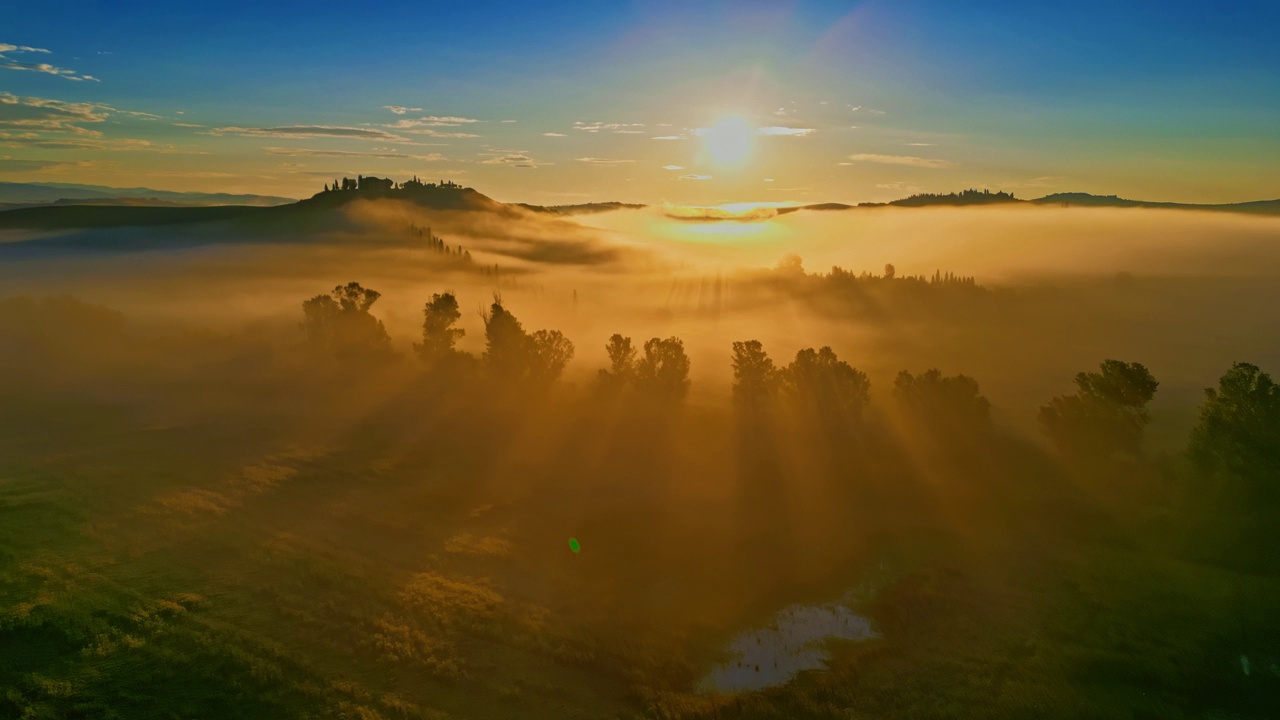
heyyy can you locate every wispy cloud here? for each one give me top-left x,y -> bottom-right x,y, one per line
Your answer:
211,125 -> 405,140
756,126 -> 816,137
381,118 -> 481,137
652,135 -> 683,140
905,142 -> 934,147
479,152 -> 548,168
678,174 -> 712,180
573,121 -> 644,133
0,156 -> 79,172
0,44 -> 50,54
847,153 -> 952,168
876,181 -> 921,192
386,116 -> 480,127
0,43 -> 97,81
542,132 -> 566,137
575,157 -> 634,165
0,92 -> 108,136
383,105 -> 423,115
662,165 -> 684,170
264,146 -> 444,161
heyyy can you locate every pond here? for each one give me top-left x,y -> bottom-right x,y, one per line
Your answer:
698,601 -> 877,693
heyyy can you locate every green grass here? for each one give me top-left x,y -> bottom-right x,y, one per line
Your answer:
1,359 -> 1276,719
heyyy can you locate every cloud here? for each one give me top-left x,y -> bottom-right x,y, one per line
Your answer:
678,174 -> 712,180
0,43 -> 97,81
0,92 -> 108,136
847,153 -> 952,168
172,122 -> 204,128
478,150 -> 550,168
500,119 -> 517,123
211,125 -> 409,141
876,181 -> 921,192
396,128 -> 480,138
1005,175 -> 1062,189
905,142 -> 934,147
651,135 -> 683,140
542,132 -> 566,137
763,178 -> 774,182
383,105 -> 423,115
264,146 -> 444,161
0,44 -> 50,54
662,165 -> 684,170
575,157 -> 634,165
757,126 -> 816,137
386,116 -> 480,127
0,157 -> 76,172
573,121 -> 645,133
381,118 -> 481,137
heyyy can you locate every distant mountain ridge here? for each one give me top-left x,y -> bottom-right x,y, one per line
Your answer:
1029,192 -> 1280,215
1,177 -> 1277,231
0,181 -> 295,208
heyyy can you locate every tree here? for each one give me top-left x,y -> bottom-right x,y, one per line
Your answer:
414,292 -> 464,366
301,282 -> 391,361
731,340 -> 778,410
1038,360 -> 1158,458
598,334 -> 637,389
481,297 -> 574,386
884,263 -> 896,280
528,329 -> 575,384
781,346 -> 870,425
481,298 -> 528,378
776,254 -> 804,275
894,369 -> 990,436
1188,362 -> 1280,503
635,336 -> 690,400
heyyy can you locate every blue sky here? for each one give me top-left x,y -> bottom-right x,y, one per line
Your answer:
2,0 -> 1277,203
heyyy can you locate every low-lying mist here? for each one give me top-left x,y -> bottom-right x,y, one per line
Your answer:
3,203 -> 1277,441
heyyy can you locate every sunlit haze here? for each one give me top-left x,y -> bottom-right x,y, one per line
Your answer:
2,3 -> 1279,719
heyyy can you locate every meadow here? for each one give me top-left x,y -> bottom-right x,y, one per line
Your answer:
2,199 -> 1278,718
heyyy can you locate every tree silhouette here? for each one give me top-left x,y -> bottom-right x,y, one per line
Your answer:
1188,362 -> 1280,504
598,334 -> 637,389
781,346 -> 870,426
635,336 -> 690,400
480,297 -> 574,385
414,292 -> 464,367
528,329 -> 575,384
481,298 -> 527,378
301,282 -> 392,361
894,369 -> 991,437
732,340 -> 778,411
1038,360 -> 1158,458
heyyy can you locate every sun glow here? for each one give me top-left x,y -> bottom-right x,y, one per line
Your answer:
702,114 -> 754,167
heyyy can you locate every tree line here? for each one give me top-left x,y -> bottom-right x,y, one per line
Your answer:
301,282 -> 1279,509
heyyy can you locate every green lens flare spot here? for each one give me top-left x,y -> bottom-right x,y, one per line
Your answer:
568,538 -> 581,553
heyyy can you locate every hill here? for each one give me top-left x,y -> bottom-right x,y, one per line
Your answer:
4,178 -> 1279,231
1031,192 -> 1280,215
0,177 -> 512,230
0,181 -> 294,208
517,201 -> 646,215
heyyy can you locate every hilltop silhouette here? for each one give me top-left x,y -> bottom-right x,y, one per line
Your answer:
1,177 -> 1278,231
1031,192 -> 1280,215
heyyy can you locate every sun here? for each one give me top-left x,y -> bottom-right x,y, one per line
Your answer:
703,114 -> 754,167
